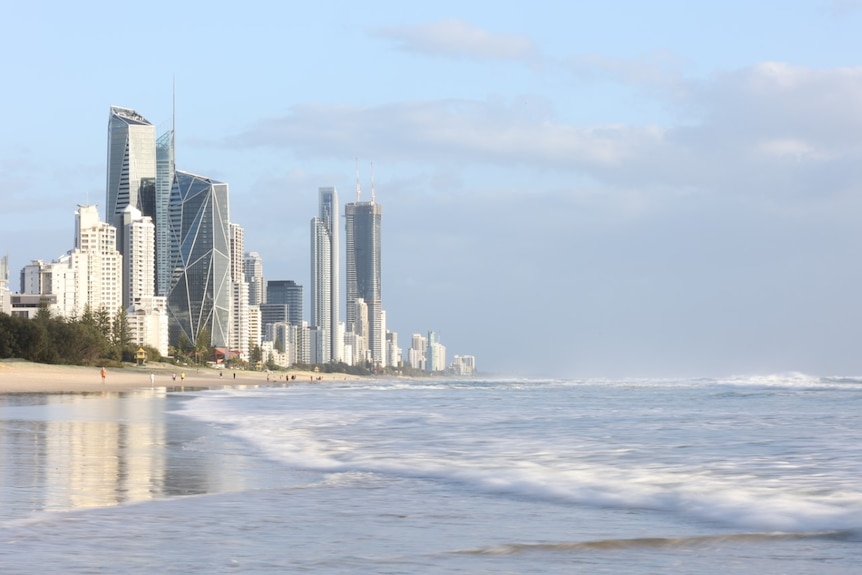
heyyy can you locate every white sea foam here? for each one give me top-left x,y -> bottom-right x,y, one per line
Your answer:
177,378 -> 862,533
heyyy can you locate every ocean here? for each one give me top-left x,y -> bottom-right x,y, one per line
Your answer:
2,375 -> 861,574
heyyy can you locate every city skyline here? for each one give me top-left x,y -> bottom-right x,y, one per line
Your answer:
3,2 -> 862,376
1,99 -> 467,371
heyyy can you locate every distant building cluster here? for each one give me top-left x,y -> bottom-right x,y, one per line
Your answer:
0,106 -> 475,375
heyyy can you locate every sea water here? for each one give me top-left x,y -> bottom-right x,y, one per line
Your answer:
2,375 -> 861,574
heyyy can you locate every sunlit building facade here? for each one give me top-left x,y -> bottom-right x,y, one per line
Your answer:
229,223 -> 250,359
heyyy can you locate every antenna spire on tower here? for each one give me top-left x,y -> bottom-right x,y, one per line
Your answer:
355,157 -> 361,202
370,161 -> 376,203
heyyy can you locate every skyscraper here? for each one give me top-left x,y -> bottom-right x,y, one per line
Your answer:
167,170 -> 231,348
310,186 -> 340,362
244,251 -> 265,305
345,196 -> 383,366
243,251 -> 264,354
229,223 -> 250,358
105,107 -> 156,257
155,123 -> 175,296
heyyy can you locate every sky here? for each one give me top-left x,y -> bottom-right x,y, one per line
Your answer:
2,0 -> 862,378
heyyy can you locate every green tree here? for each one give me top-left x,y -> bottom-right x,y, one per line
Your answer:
194,327 -> 211,365
111,308 -> 131,350
176,332 -> 192,360
249,344 -> 263,369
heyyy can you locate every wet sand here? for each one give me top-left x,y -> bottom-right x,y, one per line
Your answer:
0,359 -> 359,393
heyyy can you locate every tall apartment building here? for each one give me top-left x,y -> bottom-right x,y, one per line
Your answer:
349,297 -> 369,365
122,206 -> 155,309
345,198 -> 383,365
243,251 -> 264,357
409,333 -> 427,371
311,186 -> 341,363
155,121 -> 175,296
167,171 -> 231,348
21,206 -> 122,322
121,206 -> 168,355
229,223 -> 250,358
244,251 -> 265,305
74,205 -> 123,320
105,107 -> 156,259
426,330 -> 447,373
386,329 -> 402,369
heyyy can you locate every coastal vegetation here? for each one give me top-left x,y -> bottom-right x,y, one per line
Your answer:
1,308 -> 443,377
0,307 -> 160,367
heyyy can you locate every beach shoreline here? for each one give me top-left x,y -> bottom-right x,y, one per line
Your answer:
0,358 -> 361,394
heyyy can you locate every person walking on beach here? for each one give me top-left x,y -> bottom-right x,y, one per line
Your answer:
150,373 -> 155,387
100,367 -> 106,384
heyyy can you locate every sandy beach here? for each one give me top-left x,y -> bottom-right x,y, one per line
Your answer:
0,358 -> 360,393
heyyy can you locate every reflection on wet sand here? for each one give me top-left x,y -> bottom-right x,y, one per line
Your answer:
0,391 -> 267,519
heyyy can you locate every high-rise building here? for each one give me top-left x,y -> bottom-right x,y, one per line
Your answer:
229,223 -> 250,359
105,107 -> 156,258
167,171 -> 231,348
244,251 -> 265,306
155,124 -> 175,296
266,280 -> 303,326
345,198 -> 383,365
121,206 -> 169,355
386,329 -> 402,369
22,206 -> 122,322
75,205 -> 123,320
409,333 -> 427,371
311,186 -> 341,363
122,206 -> 155,309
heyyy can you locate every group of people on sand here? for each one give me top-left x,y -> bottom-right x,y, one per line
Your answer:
100,367 -> 188,384
99,367 -> 317,385
266,373 -> 306,382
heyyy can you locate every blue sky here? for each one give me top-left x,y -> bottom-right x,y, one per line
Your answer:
2,1 -> 862,377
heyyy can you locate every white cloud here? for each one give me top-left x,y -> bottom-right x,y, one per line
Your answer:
224,61 -> 862,209
227,98 -> 663,173
374,18 -> 539,63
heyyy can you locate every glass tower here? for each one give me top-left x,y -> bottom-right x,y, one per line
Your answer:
311,186 -> 340,362
266,280 -> 303,326
345,200 -> 383,365
167,170 -> 231,348
155,127 -> 175,296
105,107 -> 156,255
